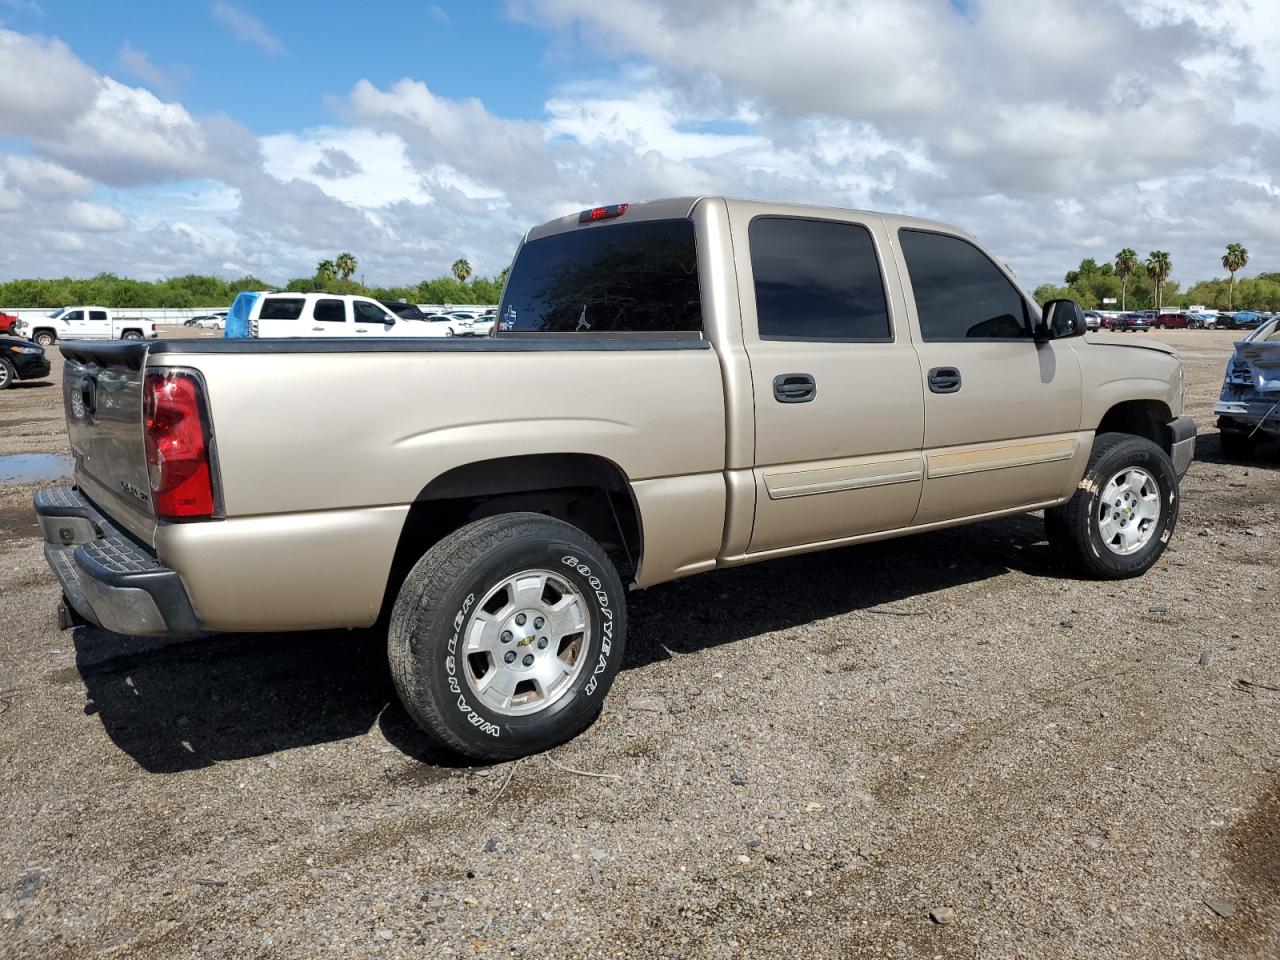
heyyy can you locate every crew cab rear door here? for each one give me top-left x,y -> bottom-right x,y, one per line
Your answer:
729,203 -> 926,554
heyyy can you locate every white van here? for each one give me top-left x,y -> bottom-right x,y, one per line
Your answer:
247,294 -> 452,339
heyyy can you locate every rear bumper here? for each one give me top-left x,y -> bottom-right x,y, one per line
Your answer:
1215,400 -> 1280,436
1168,416 -> 1197,478
34,485 -> 198,636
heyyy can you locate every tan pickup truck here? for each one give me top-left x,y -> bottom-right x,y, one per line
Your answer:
35,196 -> 1196,760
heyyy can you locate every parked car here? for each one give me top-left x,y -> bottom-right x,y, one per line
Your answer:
187,312 -> 228,328
35,196 -> 1195,761
0,336 -> 51,389
243,293 -> 454,338
1213,312 -> 1239,329
15,307 -> 157,345
1233,311 -> 1265,329
0,312 -> 19,336
468,312 -> 497,337
1083,311 -> 1102,331
1106,313 -> 1151,333
1215,315 -> 1280,457
1152,312 -> 1194,329
417,314 -> 471,336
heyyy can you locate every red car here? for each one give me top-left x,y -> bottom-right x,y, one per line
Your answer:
1152,312 -> 1197,330
0,313 -> 18,336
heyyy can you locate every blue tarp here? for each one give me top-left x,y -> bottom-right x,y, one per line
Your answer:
224,291 -> 260,339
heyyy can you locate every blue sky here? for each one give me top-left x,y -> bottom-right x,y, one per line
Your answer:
4,1 -> 560,130
0,1 -> 1277,288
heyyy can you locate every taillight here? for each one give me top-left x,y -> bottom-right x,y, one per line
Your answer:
143,370 -> 216,520
578,203 -> 629,223
151,323 -> 157,332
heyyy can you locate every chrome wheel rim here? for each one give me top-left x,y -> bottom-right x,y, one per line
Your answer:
0,362 -> 10,387
461,568 -> 590,717
1097,466 -> 1161,555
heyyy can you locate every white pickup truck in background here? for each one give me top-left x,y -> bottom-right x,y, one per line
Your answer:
17,307 -> 158,345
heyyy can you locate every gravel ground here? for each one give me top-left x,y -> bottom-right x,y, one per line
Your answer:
0,329 -> 1276,959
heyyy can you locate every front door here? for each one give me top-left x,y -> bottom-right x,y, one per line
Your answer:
889,225 -> 1083,524
731,205 -> 926,555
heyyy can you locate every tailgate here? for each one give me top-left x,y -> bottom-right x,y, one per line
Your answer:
60,340 -> 158,543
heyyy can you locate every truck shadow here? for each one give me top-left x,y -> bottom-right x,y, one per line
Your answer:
69,513 -> 1059,773
1193,431 -> 1280,469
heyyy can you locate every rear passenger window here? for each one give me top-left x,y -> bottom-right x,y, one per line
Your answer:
313,299 -> 346,323
89,310 -> 107,321
750,217 -> 891,341
899,230 -> 1030,340
259,298 -> 305,321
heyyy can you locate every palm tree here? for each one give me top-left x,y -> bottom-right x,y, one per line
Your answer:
1221,243 -> 1249,310
1114,248 -> 1139,311
452,258 -> 472,283
335,252 -> 357,282
315,259 -> 337,285
1146,251 -> 1172,310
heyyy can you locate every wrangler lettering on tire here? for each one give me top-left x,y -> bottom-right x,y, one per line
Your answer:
388,513 -> 627,761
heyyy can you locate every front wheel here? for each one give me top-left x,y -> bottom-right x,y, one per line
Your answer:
0,358 -> 14,390
1045,434 -> 1179,579
389,513 -> 627,761
34,331 -> 55,347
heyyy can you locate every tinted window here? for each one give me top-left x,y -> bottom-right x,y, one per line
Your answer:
497,219 -> 701,335
899,230 -> 1029,340
355,300 -> 394,323
260,298 -> 305,321
89,310 -> 107,321
313,299 -> 345,323
64,310 -> 83,321
750,217 -> 890,341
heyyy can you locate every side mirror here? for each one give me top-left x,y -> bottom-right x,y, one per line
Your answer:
1039,299 -> 1086,340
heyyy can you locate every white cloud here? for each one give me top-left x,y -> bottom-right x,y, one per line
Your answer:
0,29 -> 98,139
2,155 -> 90,197
66,199 -> 127,231
211,2 -> 283,55
261,127 -> 433,206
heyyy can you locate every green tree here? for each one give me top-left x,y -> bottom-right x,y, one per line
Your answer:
1221,243 -> 1248,310
451,258 -> 472,283
315,259 -> 337,285
1114,249 -> 1140,311
1145,251 -> 1172,310
335,252 -> 357,282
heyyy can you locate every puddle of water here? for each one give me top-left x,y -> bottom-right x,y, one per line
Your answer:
0,452 -> 73,485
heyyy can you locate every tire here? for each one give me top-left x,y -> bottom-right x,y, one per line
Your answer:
34,330 -> 55,347
121,330 -> 144,341
389,513 -> 627,761
445,327 -> 455,337
1220,430 -> 1254,460
1045,433 -> 1179,579
0,358 -> 13,390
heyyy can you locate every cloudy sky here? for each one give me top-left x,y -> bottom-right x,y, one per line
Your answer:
0,0 -> 1276,289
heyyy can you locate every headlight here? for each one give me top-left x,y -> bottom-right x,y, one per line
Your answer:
8,344 -> 41,354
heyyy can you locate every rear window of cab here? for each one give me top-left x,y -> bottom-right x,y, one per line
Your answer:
497,219 -> 702,337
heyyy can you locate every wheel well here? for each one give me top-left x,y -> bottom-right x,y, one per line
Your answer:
1096,400 -> 1173,452
379,454 -> 642,619
31,327 -> 56,340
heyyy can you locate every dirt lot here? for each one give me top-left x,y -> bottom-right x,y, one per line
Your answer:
0,329 -> 1276,959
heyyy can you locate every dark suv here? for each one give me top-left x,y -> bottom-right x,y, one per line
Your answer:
1109,313 -> 1151,333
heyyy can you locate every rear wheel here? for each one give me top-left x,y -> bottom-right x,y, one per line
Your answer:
1046,433 -> 1179,579
121,330 -> 144,341
388,513 -> 626,761
0,358 -> 14,390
